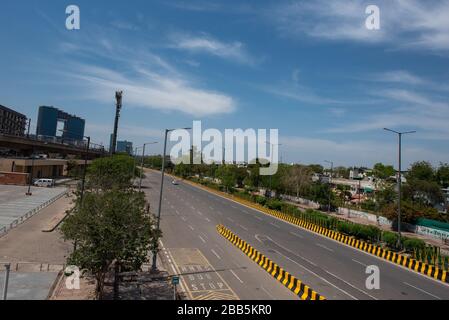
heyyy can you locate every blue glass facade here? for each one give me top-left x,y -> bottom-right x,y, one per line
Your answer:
36,106 -> 85,141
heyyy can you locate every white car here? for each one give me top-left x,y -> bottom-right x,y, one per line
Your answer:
33,178 -> 55,188
172,180 -> 179,185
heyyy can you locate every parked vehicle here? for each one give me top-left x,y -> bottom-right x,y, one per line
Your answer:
33,178 -> 55,187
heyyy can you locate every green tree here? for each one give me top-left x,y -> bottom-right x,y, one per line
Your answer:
282,165 -> 313,198
437,163 -> 449,188
87,154 -> 137,191
373,163 -> 395,179
407,161 -> 435,181
61,190 -> 158,298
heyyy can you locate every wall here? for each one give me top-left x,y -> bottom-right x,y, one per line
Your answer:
0,172 -> 28,185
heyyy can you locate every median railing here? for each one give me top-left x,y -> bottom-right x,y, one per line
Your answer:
0,189 -> 68,237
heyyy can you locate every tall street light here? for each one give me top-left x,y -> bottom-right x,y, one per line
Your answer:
25,148 -> 35,196
324,160 -> 334,215
59,130 -> 90,204
139,142 -> 158,192
151,127 -> 191,273
384,128 -> 416,248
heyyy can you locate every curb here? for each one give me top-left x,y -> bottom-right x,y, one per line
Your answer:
217,224 -> 326,300
182,178 -> 448,285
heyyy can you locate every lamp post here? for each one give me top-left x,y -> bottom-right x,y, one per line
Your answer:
384,128 -> 416,248
26,148 -> 35,196
151,127 -> 191,273
139,142 -> 158,192
324,160 -> 334,215
59,130 -> 90,204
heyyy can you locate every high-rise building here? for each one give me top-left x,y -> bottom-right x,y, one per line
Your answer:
36,106 -> 85,141
0,105 -> 27,136
116,140 -> 133,155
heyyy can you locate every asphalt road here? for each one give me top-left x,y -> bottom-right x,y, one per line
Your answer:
143,170 -> 449,300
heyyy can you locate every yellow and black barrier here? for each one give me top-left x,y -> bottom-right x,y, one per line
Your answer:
183,179 -> 448,285
217,224 -> 326,300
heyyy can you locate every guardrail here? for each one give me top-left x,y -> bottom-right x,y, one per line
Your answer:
0,190 -> 68,238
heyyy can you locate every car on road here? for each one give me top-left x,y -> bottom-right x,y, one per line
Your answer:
33,178 -> 55,188
172,180 -> 179,185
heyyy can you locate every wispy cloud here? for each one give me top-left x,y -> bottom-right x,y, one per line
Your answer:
271,0 -> 449,53
57,39 -> 236,117
169,33 -> 258,65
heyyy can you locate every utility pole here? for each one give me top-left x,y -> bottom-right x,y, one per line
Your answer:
26,148 -> 35,196
324,160 -> 334,215
152,127 -> 191,273
111,91 -> 123,155
2,263 -> 10,300
384,128 -> 416,248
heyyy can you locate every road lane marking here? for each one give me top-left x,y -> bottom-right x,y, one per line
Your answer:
289,231 -> 303,239
181,216 -> 187,222
198,235 -> 206,243
205,217 -> 211,223
188,225 -> 195,231
239,225 -> 248,231
316,243 -> 334,253
260,286 -> 275,299
227,217 -> 235,223
403,282 -> 442,300
324,270 -> 378,300
211,249 -> 221,260
254,216 -> 263,221
270,222 -> 280,229
352,259 -> 367,267
230,270 -> 244,284
197,211 -> 203,216
274,249 -> 358,300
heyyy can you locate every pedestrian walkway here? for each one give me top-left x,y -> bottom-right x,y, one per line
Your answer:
0,187 -> 67,235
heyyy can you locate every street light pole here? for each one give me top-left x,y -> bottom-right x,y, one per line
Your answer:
151,127 -> 191,273
324,160 -> 333,215
384,128 -> 416,248
26,148 -> 35,196
80,136 -> 91,204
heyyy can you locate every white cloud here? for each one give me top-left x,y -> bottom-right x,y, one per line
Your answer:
272,0 -> 449,53
369,70 -> 426,86
169,33 -> 257,65
59,41 -> 236,117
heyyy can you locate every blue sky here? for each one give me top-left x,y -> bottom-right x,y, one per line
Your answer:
1,0 -> 449,168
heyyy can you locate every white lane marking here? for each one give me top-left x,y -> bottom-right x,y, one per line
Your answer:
260,286 -> 275,299
205,217 -> 211,223
352,259 -> 368,267
191,206 -> 196,210
403,282 -> 442,300
274,249 -> 358,300
316,243 -> 334,252
239,225 -> 249,231
198,235 -> 206,243
197,211 -> 203,216
230,270 -> 244,284
242,209 -> 249,214
254,216 -> 263,221
188,225 -> 194,231
175,210 -> 180,215
209,206 -> 214,210
289,231 -> 303,239
181,216 -> 187,222
211,249 -> 221,260
217,211 -> 223,216
227,217 -> 235,223
231,205 -> 238,209
270,222 -> 280,229
325,270 -> 378,300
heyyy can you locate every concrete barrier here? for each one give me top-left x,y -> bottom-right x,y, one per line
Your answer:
217,224 -> 325,300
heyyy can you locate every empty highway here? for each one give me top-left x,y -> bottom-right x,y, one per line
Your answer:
143,169 -> 449,300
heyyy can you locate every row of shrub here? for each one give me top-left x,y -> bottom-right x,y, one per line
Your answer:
185,177 -> 447,270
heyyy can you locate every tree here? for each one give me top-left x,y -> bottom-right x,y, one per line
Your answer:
373,163 -> 395,180
87,154 -> 137,191
382,200 -> 441,226
282,165 -> 312,198
61,190 -> 158,298
407,161 -> 435,181
215,165 -> 237,191
437,163 -> 449,188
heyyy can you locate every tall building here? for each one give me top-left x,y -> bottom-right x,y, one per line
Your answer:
116,140 -> 133,155
36,106 -> 85,141
0,105 -> 27,136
